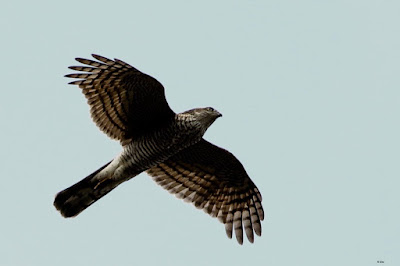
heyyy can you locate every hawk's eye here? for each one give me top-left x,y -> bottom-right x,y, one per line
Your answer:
207,107 -> 214,112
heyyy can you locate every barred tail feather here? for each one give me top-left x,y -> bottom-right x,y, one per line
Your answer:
54,161 -> 121,218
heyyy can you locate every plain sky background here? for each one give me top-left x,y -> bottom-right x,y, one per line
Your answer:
1,1 -> 399,265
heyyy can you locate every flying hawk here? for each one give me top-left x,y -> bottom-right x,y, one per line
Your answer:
54,54 -> 264,244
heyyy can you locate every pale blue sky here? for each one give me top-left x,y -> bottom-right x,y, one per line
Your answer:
1,1 -> 399,265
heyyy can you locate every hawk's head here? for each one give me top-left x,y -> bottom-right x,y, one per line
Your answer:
181,107 -> 222,133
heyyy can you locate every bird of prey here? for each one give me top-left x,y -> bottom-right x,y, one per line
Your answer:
54,54 -> 264,244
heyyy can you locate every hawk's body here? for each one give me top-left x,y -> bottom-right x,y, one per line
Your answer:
54,55 -> 264,244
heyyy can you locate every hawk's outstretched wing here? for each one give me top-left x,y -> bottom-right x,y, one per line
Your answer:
146,139 -> 264,244
65,54 -> 175,144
